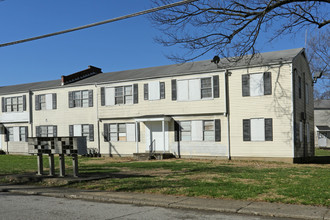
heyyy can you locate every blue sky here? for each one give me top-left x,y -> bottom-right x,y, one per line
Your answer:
0,0 -> 307,87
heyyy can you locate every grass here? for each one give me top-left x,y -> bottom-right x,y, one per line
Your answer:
0,155 -> 329,207
315,148 -> 330,156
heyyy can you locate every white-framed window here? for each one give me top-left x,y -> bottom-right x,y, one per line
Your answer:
242,72 -> 272,97
35,93 -> 56,110
201,78 -> 212,99
180,121 -> 191,141
175,119 -> 220,142
36,126 -> 57,137
203,120 -> 215,141
104,123 -> 136,142
3,96 -> 25,112
69,90 -> 93,108
5,126 -> 28,142
144,81 -> 166,101
243,118 -> 273,141
69,124 -> 94,141
115,86 -> 133,105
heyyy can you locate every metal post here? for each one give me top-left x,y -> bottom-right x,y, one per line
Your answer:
48,154 -> 55,176
59,154 -> 65,177
72,154 -> 78,177
37,153 -> 43,175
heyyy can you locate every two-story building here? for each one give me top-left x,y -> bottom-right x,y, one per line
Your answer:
0,48 -> 314,162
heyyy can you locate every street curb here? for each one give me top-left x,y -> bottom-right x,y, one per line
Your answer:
1,185 -> 329,220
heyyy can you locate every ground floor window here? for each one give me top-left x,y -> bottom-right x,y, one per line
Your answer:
104,123 -> 136,142
36,125 -> 57,137
243,118 -> 273,141
5,126 -> 28,142
175,119 -> 220,142
69,124 -> 94,141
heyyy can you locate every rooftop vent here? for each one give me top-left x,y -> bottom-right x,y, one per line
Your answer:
61,65 -> 102,85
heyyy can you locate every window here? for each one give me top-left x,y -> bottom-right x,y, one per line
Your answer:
180,121 -> 191,141
242,72 -> 271,97
69,124 -> 94,141
172,76 -> 219,101
203,120 -> 215,141
243,118 -> 273,141
69,90 -> 93,108
35,93 -> 56,110
175,119 -> 220,142
101,84 -> 138,106
201,78 -> 212,99
2,96 -> 26,112
36,126 -> 57,137
5,126 -> 28,142
104,123 -> 136,142
144,81 -> 165,101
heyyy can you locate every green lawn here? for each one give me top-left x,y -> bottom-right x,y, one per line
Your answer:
1,155 -> 328,207
315,148 -> 330,156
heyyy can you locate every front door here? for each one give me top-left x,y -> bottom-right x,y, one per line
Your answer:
145,121 -> 168,152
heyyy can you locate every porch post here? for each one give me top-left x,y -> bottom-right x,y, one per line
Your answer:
162,120 -> 165,153
135,121 -> 139,153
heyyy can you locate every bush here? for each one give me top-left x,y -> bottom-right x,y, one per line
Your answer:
0,150 -> 6,155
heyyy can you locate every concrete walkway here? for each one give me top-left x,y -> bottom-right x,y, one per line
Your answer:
0,182 -> 329,220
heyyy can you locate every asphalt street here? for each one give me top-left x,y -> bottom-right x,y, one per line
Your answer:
0,192 -> 292,220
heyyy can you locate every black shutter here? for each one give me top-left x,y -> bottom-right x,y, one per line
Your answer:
35,95 -> 40,110
23,95 -> 26,111
213,75 -> 220,98
174,121 -> 180,141
52,93 -> 57,109
160,82 -> 165,99
89,124 -> 94,141
24,126 -> 28,142
264,72 -> 272,95
137,122 -> 141,142
133,84 -> 138,104
88,90 -> 93,107
69,92 -> 74,108
101,87 -> 105,106
69,125 -> 73,137
242,74 -> 250,97
215,119 -> 221,142
144,83 -> 149,100
171,79 -> 177,101
103,124 -> 109,142
36,126 -> 41,137
53,126 -> 57,137
243,119 -> 251,141
4,127 -> 9,142
265,118 -> 273,141
1,97 -> 6,112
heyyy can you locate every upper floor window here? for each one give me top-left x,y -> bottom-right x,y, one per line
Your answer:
69,90 -> 93,108
144,81 -> 165,101
1,95 -> 26,112
101,84 -> 138,106
171,75 -> 219,101
242,72 -> 272,97
36,125 -> 57,137
35,93 -> 57,110
243,118 -> 273,141
69,124 -> 94,141
5,126 -> 28,142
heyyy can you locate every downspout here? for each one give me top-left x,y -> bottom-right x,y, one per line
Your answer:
29,90 -> 34,137
224,70 -> 231,160
95,84 -> 101,156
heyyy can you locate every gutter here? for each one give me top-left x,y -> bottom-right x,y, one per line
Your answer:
224,70 -> 231,160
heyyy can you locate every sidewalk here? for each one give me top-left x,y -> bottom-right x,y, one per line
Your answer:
0,182 -> 329,220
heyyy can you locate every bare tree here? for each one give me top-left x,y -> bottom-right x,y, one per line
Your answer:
308,28 -> 330,99
149,0 -> 330,62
